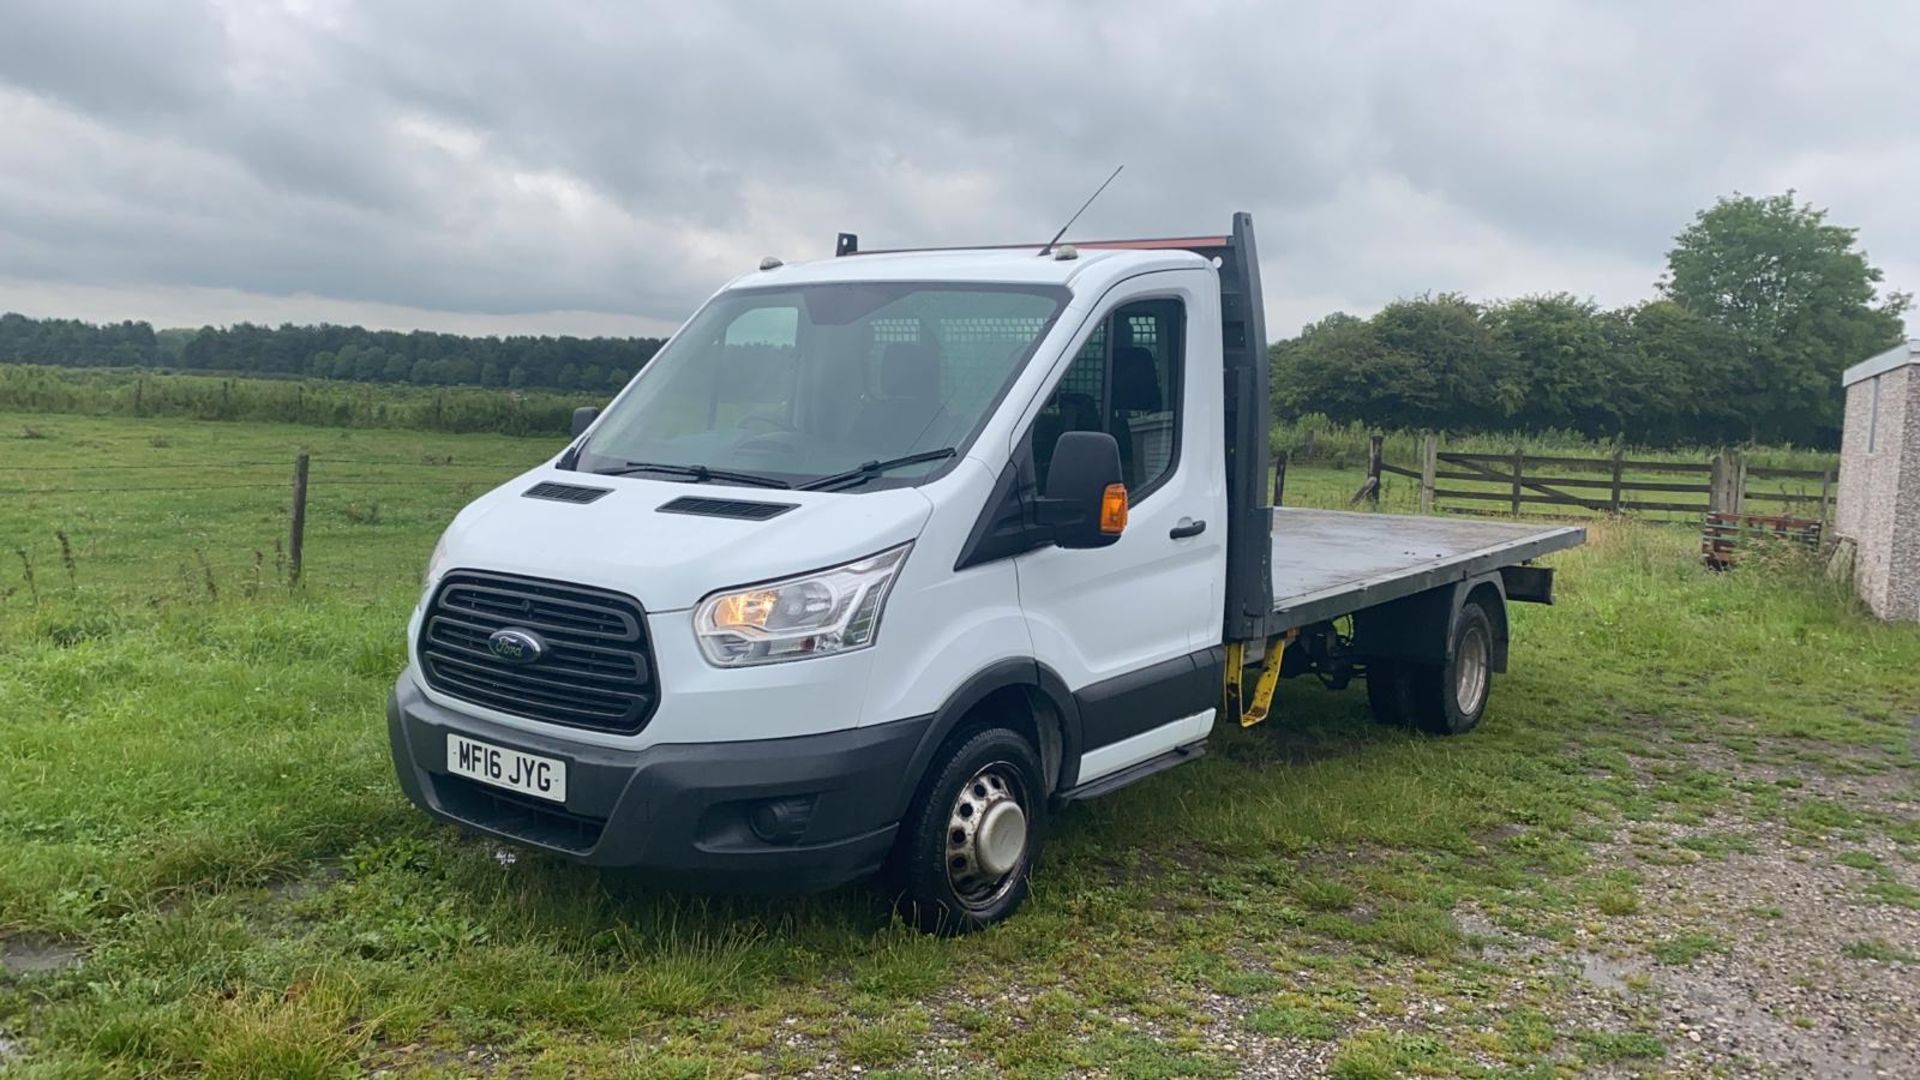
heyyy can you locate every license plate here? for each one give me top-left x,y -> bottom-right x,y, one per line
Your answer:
447,734 -> 568,803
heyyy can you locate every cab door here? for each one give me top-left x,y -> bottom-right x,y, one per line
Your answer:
1012,270 -> 1228,785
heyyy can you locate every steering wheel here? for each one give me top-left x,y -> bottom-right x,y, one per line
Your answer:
737,413 -> 796,433
733,432 -> 795,454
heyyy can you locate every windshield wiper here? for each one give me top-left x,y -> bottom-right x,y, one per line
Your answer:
595,461 -> 792,489
799,448 -> 958,492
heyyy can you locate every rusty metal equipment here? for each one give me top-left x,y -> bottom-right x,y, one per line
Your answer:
1701,511 -> 1823,570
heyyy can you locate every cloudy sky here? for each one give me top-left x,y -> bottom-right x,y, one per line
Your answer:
2,0 -> 1915,340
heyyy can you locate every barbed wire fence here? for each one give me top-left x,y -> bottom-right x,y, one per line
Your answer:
2,451 -> 544,604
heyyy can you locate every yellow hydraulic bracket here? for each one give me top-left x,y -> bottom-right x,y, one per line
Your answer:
1223,632 -> 1292,728
1223,641 -> 1245,721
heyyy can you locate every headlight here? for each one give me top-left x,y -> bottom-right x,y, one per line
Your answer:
694,544 -> 910,667
423,531 -> 451,588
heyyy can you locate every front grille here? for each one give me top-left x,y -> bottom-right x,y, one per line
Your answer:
419,570 -> 657,734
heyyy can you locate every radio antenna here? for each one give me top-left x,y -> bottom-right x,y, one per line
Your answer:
1038,165 -> 1123,256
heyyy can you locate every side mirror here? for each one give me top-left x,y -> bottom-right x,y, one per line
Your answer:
570,406 -> 601,438
1039,431 -> 1127,549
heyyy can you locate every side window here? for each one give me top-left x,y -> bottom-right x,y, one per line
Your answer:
724,306 -> 798,347
712,305 -> 798,430
1032,298 -> 1184,498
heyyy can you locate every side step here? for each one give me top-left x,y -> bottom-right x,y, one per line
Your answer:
1055,740 -> 1207,804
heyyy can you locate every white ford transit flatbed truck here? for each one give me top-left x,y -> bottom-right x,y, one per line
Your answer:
388,214 -> 1584,932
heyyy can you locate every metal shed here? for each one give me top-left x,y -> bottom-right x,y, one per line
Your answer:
1836,340 -> 1920,621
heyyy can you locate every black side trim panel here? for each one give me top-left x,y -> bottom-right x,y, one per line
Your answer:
1056,740 -> 1206,803
1075,646 -> 1224,750
953,432 -> 1051,571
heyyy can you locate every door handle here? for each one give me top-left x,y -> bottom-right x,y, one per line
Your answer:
1169,518 -> 1207,539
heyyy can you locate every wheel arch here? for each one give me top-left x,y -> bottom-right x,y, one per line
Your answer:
1353,571 -> 1508,670
890,659 -> 1082,820
1462,576 -> 1510,673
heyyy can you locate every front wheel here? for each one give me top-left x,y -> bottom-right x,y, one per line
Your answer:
892,726 -> 1046,935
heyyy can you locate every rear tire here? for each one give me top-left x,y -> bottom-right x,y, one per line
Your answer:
1365,659 -> 1415,725
892,726 -> 1046,935
1405,601 -> 1495,735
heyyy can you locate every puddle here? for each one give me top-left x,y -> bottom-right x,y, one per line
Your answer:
1576,951 -> 1637,994
0,938 -> 83,975
263,857 -> 347,904
1478,823 -> 1528,844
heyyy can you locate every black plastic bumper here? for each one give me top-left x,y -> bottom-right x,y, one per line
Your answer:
387,674 -> 930,892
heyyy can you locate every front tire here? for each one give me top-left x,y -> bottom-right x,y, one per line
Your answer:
893,726 -> 1046,935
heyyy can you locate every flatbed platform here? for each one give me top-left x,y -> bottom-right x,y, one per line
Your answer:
1267,508 -> 1585,632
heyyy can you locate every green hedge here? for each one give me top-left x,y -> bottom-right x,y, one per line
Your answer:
1273,413 -> 1838,472
0,364 -> 604,436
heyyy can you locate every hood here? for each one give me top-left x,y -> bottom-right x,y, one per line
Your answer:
437,466 -> 935,611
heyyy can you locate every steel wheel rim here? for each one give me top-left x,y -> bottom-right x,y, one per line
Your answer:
944,761 -> 1029,908
1455,624 -> 1489,716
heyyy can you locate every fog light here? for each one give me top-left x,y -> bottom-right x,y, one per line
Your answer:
748,796 -> 816,844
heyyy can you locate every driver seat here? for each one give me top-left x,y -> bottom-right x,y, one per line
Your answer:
846,342 -> 943,450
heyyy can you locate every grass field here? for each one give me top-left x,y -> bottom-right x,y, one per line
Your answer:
2,411 -> 1916,1078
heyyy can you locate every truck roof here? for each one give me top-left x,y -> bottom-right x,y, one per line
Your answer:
732,245 -> 1212,294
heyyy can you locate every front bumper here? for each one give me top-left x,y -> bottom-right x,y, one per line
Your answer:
387,674 -> 931,892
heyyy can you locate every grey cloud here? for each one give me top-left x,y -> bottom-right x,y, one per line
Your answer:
0,0 -> 1915,337
0,0 -> 229,118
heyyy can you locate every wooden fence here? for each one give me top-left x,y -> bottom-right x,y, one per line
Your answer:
1337,435 -> 1836,521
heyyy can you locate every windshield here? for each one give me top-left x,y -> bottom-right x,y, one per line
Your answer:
574,282 -> 1069,488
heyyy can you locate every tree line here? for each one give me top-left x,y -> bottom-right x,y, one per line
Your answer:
3,192 -> 1908,448
1271,193 -> 1910,448
0,315 -> 665,393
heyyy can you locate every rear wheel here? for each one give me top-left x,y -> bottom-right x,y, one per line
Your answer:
1405,601 -> 1495,735
893,726 -> 1046,935
1365,659 -> 1414,725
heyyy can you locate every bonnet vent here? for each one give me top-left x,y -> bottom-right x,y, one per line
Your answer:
523,481 -> 613,504
656,496 -> 796,521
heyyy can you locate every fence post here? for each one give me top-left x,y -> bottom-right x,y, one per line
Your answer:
1720,445 -> 1751,511
1709,451 -> 1733,514
1820,466 -> 1834,525
1609,446 -> 1624,515
1366,434 -> 1383,504
1510,446 -> 1524,516
289,452 -> 310,589
1418,434 -> 1437,514
1272,451 -> 1289,507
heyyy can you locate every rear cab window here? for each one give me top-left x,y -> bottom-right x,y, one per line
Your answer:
1032,298 -> 1185,501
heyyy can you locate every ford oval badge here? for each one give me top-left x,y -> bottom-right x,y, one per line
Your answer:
487,627 -> 546,665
